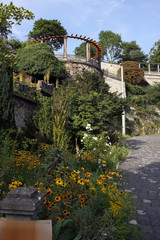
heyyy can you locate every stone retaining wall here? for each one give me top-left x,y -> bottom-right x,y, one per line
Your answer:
64,61 -> 103,81
101,62 -> 120,75
13,93 -> 37,129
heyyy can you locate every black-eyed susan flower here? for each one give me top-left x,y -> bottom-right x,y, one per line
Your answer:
55,195 -> 61,202
62,210 -> 70,216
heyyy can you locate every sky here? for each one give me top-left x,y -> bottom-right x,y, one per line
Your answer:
3,0 -> 160,56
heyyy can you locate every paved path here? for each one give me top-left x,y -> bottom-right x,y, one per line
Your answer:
119,135 -> 160,240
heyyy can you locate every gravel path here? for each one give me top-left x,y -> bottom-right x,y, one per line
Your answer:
119,134 -> 160,240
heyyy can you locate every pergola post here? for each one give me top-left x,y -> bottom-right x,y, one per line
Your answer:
86,42 -> 91,63
63,36 -> 67,60
148,63 -> 151,74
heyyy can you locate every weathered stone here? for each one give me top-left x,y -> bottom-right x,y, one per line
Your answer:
0,188 -> 44,220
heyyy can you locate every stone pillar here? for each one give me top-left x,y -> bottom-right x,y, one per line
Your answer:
63,36 -> 67,60
86,42 -> 91,63
0,188 -> 44,221
148,64 -> 151,74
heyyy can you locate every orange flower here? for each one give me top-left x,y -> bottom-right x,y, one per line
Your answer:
56,217 -> 62,222
62,210 -> 70,216
55,195 -> 61,202
64,202 -> 71,207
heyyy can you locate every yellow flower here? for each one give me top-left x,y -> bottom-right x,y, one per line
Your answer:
100,175 -> 106,180
96,179 -> 103,185
101,187 -> 107,194
81,167 -> 86,172
55,178 -> 63,185
85,172 -> 91,177
117,173 -> 122,178
55,195 -> 61,202
77,179 -> 85,185
101,160 -> 106,164
62,210 -> 70,216
56,217 -> 63,222
73,170 -> 80,174
89,186 -> 96,191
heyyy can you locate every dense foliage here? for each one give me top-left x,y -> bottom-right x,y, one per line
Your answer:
117,61 -> 144,85
0,127 -> 141,240
119,41 -> 148,63
29,18 -> 67,51
0,63 -> 14,129
16,43 -> 65,82
30,72 -> 126,146
149,40 -> 160,63
0,2 -> 34,38
98,30 -> 122,62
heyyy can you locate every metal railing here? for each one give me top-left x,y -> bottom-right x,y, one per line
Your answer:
55,54 -> 100,69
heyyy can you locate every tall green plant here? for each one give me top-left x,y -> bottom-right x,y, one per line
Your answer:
33,93 -> 53,142
33,86 -> 69,148
52,86 -> 69,149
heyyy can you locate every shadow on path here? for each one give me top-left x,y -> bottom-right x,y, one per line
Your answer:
119,135 -> 160,240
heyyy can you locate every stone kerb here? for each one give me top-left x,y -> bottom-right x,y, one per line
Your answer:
0,188 -> 44,221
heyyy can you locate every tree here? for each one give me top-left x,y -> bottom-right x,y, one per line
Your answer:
117,61 -> 144,85
0,2 -> 34,129
67,71 -> 126,140
119,41 -> 148,62
74,42 -> 96,58
29,18 -> 67,51
0,63 -> 14,129
16,43 -> 65,83
98,30 -> 122,62
149,40 -> 160,63
0,2 -> 34,38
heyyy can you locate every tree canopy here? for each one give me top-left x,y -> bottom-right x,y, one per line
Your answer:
149,40 -> 160,63
0,2 -> 34,38
74,42 -> 96,58
29,18 -> 67,51
16,43 -> 65,82
117,61 -> 144,85
119,41 -> 148,63
98,30 -> 122,63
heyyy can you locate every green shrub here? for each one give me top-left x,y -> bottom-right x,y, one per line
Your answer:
117,61 -> 144,85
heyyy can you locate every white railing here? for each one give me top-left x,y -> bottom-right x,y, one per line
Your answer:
55,54 -> 100,69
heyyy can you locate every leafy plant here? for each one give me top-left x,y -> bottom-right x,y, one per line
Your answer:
16,43 -> 65,83
117,61 -> 144,85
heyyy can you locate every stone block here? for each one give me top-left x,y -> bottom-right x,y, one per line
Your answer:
0,188 -> 44,221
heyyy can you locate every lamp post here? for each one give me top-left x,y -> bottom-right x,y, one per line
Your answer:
121,66 -> 126,135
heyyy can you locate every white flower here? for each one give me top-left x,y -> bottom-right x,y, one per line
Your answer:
93,136 -> 98,140
86,123 -> 93,131
98,159 -> 101,164
83,133 -> 88,139
81,139 -> 83,142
